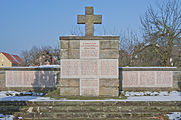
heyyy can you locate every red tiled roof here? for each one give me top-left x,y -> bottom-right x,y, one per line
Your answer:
1,52 -> 19,64
13,55 -> 23,64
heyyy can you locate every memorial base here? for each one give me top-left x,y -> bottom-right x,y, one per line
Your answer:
60,36 -> 120,96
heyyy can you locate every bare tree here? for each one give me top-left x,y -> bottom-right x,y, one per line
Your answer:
140,0 -> 181,66
119,29 -> 141,66
70,25 -> 83,36
20,45 -> 60,66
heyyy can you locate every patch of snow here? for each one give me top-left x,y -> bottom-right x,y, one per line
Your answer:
0,114 -> 14,120
120,67 -> 177,68
0,91 -> 180,101
167,112 -> 181,120
0,91 -> 44,97
122,91 -> 178,97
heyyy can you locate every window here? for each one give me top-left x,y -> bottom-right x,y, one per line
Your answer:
2,64 -> 3,66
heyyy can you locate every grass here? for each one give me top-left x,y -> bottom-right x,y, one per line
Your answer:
44,89 -> 127,100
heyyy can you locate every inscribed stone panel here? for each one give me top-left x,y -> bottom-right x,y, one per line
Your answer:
122,71 -> 139,87
140,71 -> 155,86
61,59 -> 80,78
39,71 -> 56,87
24,71 -> 36,87
100,59 -> 118,78
6,71 -> 57,87
80,40 -> 99,59
156,71 -> 172,87
6,71 -> 13,87
80,59 -> 99,78
80,78 -> 99,96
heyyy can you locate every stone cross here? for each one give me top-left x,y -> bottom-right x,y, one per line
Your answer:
77,7 -> 102,36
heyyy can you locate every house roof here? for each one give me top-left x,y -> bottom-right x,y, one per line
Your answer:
12,55 -> 23,64
0,52 -> 23,64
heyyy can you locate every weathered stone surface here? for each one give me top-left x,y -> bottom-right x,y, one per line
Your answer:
60,40 -> 69,49
61,49 -> 80,59
59,7 -> 120,96
0,72 -> 5,89
100,87 -> 119,96
60,79 -> 79,87
80,40 -> 99,59
60,87 -> 79,96
100,40 -> 119,49
61,59 -> 80,78
68,49 -> 80,59
100,59 -> 118,78
59,36 -> 120,40
173,71 -> 181,90
69,40 -> 80,49
60,49 -> 69,59
77,7 -> 102,36
80,78 -> 99,96
100,79 -> 119,87
100,50 -> 119,59
1,101 -> 181,119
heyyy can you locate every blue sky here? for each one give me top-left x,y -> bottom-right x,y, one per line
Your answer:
0,0 -> 162,55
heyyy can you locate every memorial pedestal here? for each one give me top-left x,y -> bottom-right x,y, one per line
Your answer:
60,36 -> 119,96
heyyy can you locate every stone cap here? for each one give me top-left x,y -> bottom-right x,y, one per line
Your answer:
119,67 -> 180,71
0,67 -> 60,71
59,36 -> 120,40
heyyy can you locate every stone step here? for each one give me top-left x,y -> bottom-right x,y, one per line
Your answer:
0,101 -> 180,119
14,112 -> 164,120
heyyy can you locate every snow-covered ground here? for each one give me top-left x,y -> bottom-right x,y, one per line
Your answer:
0,91 -> 180,120
0,114 -> 14,120
0,91 -> 180,101
0,113 -> 180,120
120,67 -> 177,68
167,112 -> 181,120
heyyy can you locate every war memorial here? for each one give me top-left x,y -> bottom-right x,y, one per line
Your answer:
0,6 -> 180,119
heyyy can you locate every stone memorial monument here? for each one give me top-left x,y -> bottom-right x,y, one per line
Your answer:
59,7 -> 120,96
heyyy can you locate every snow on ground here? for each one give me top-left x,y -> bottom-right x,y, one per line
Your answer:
0,91 -> 180,120
123,91 -> 180,97
167,112 -> 181,120
0,91 -> 180,101
120,67 -> 177,68
0,114 -> 14,120
0,91 -> 44,97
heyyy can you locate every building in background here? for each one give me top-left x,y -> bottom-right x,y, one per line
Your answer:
0,52 -> 23,67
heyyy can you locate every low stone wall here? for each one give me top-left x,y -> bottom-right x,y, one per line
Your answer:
0,101 -> 180,119
0,67 -> 180,92
0,67 -> 59,91
120,67 -> 181,91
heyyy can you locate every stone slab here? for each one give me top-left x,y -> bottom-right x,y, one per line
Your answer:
60,87 -> 79,96
80,40 -> 99,59
100,79 -> 119,87
122,71 -> 173,88
100,40 -> 119,49
100,50 -> 119,59
80,78 -> 99,96
80,59 -> 99,78
60,36 -> 120,40
99,87 -> 119,96
6,71 -> 57,87
140,71 -> 155,86
156,71 -> 172,87
61,59 -> 80,78
60,79 -> 79,87
69,40 -> 80,49
100,59 -> 118,78
122,71 -> 139,87
60,40 -> 69,49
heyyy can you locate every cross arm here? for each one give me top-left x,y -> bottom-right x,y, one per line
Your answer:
77,15 -> 85,24
94,15 -> 102,24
